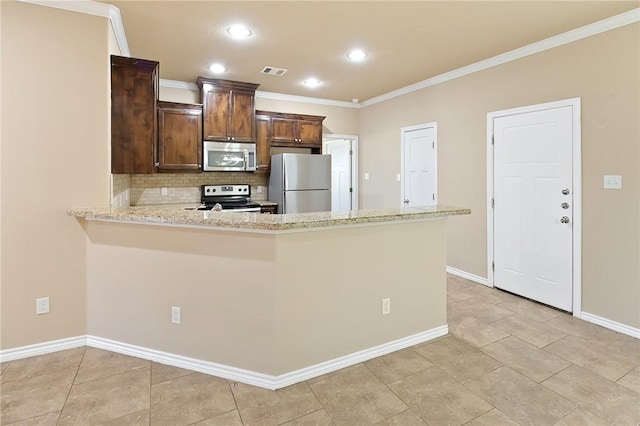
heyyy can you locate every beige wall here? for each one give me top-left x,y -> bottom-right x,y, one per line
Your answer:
358,24 -> 640,328
84,219 -> 446,376
0,2 -> 111,349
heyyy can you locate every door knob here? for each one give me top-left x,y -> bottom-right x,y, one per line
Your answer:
561,203 -> 569,209
562,189 -> 570,195
560,216 -> 570,223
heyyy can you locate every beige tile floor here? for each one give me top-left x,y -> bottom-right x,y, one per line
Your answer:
1,274 -> 639,425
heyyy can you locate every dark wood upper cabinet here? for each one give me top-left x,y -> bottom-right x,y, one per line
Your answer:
111,55 -> 159,174
157,101 -> 203,172
196,77 -> 259,143
255,113 -> 271,173
257,111 -> 325,149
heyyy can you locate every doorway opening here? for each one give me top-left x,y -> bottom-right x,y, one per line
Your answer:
323,134 -> 359,212
401,123 -> 437,208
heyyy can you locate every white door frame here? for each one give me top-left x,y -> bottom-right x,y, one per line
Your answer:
400,122 -> 438,207
487,98 -> 582,317
323,134 -> 359,211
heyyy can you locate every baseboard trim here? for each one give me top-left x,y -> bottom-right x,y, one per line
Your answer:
86,326 -> 447,390
581,312 -> 640,339
446,266 -> 490,287
0,336 -> 86,363
271,325 -> 448,389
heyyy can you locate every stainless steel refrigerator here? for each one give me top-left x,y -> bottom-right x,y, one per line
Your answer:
268,154 -> 331,214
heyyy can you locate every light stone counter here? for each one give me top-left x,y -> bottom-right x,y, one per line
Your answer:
68,204 -> 470,232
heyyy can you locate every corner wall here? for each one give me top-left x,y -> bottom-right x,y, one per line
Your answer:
0,2 -> 111,349
358,23 -> 640,329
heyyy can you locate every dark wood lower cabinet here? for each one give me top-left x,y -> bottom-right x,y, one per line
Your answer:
157,101 -> 203,172
260,205 -> 278,214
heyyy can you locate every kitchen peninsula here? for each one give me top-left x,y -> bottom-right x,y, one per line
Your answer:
70,205 -> 469,389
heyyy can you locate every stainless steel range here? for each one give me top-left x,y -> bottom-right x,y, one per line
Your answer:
197,184 -> 261,212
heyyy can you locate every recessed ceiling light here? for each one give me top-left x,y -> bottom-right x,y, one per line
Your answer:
302,78 -> 321,88
227,25 -> 252,39
347,49 -> 367,61
209,63 -> 226,74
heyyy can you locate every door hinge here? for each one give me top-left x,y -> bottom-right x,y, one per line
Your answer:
432,142 -> 435,149
349,150 -> 353,155
492,261 -> 495,272
349,187 -> 353,193
491,134 -> 494,145
432,193 -> 435,200
491,198 -> 494,208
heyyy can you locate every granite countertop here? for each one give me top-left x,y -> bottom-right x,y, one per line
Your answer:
68,204 -> 470,232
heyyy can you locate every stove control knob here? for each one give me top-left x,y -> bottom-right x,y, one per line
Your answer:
212,188 -> 216,192
206,188 -> 210,193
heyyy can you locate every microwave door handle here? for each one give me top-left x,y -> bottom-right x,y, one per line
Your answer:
244,150 -> 249,171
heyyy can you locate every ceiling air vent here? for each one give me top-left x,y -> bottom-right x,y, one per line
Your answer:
261,66 -> 288,76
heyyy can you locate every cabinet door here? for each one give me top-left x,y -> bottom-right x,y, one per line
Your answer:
111,56 -> 158,174
255,115 -> 271,172
202,86 -> 230,141
298,120 -> 323,146
271,117 -> 297,144
229,90 -> 255,142
157,103 -> 202,171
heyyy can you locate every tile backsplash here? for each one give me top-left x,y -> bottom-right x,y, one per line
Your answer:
111,174 -> 131,208
121,172 -> 269,206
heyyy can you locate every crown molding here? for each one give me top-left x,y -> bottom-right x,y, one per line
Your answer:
158,80 -> 361,109
361,7 -> 640,107
17,0 -> 130,56
255,91 -> 360,109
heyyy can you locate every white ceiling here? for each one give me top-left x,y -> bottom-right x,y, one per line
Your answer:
102,1 -> 639,102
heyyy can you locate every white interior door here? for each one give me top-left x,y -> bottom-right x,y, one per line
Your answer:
401,124 -> 437,207
325,139 -> 352,211
493,106 -> 574,311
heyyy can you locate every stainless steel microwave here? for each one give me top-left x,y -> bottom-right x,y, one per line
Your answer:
203,141 -> 256,172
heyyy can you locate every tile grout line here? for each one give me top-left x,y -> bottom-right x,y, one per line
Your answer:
227,380 -> 246,425
55,346 -> 87,426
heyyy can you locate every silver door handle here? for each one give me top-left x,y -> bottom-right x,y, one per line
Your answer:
562,189 -> 570,195
560,216 -> 570,223
561,203 -> 569,209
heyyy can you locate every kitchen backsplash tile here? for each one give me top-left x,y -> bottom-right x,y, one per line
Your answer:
111,174 -> 131,208
129,173 -> 269,205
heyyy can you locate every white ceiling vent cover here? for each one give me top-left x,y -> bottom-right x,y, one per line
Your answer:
261,66 -> 288,76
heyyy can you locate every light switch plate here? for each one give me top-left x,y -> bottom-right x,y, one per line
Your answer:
603,175 -> 622,190
396,174 -> 401,182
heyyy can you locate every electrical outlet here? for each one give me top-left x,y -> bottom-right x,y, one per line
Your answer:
171,306 -> 181,324
381,298 -> 391,315
36,297 -> 50,315
603,175 -> 622,189
364,173 -> 370,181
161,187 -> 168,196
396,174 -> 401,182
